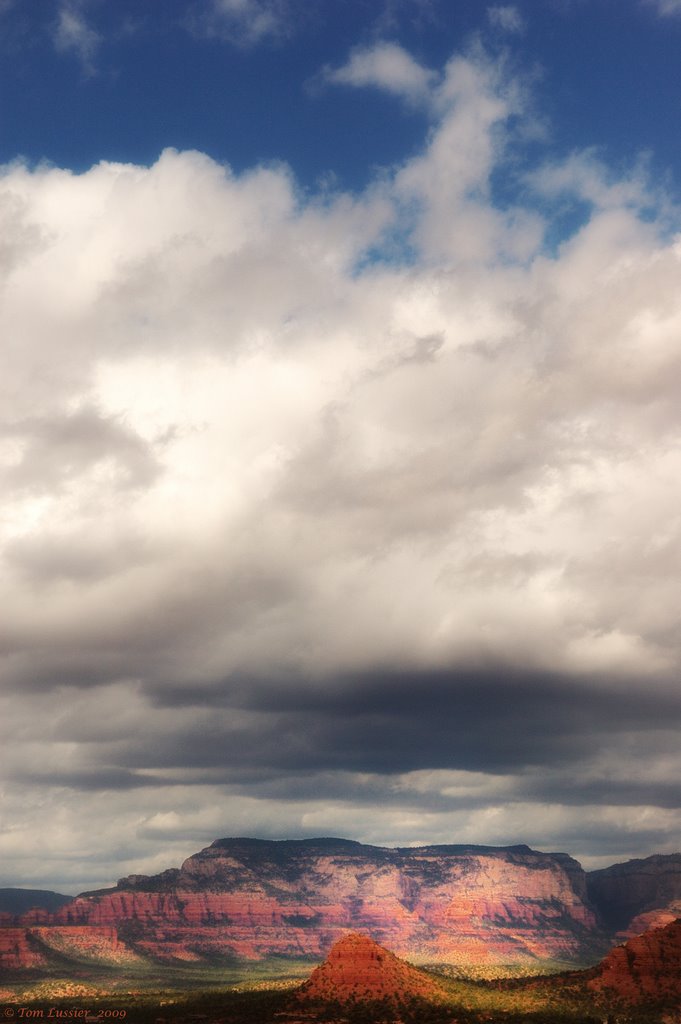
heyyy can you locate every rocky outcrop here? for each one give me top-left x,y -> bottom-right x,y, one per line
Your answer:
296,932 -> 448,1005
35,925 -> 145,965
0,927 -> 50,969
587,854 -> 681,937
0,838 -> 606,973
587,918 -> 681,1006
0,924 -> 138,969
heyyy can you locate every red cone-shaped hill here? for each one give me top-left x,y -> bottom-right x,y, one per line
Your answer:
297,932 -> 448,1005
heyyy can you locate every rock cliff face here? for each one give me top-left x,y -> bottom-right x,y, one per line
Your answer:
587,854 -> 681,937
587,918 -> 681,1006
296,932 -> 447,1005
4,838 -> 681,977
0,924 -> 137,969
0,838 -> 605,973
0,926 -> 50,969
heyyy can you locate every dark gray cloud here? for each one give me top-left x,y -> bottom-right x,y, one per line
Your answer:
7,666 -> 678,818
9,768 -> 173,792
141,666 -> 681,773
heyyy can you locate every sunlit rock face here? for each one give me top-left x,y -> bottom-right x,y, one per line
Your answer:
0,926 -> 49,969
0,838 -> 608,971
587,854 -> 681,938
0,924 -> 137,969
6,838 -> 681,976
296,931 -> 448,1004
587,918 -> 681,1006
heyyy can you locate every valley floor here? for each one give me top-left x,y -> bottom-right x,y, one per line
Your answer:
0,963 -> 675,1024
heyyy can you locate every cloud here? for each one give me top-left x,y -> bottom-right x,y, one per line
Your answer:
648,0 -> 681,14
394,49 -> 534,261
189,0 -> 291,47
2,42 -> 681,890
2,406 -> 159,496
529,150 -> 656,212
54,0 -> 101,73
324,42 -> 437,107
487,5 -> 525,34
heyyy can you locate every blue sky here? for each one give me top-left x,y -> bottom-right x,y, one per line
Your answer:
3,0 -> 681,197
2,0 -> 681,894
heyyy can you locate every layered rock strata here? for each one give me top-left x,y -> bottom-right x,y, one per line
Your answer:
0,838 -> 605,971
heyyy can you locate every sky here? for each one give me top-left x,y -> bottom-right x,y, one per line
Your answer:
2,0 -> 681,895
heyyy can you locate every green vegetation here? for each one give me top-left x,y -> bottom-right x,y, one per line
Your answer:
1,958 -> 675,1024
0,981 -> 675,1024
0,959 -> 316,1005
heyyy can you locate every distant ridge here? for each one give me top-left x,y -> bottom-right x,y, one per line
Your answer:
0,888 -> 71,916
209,836 -> 539,857
587,853 -> 681,935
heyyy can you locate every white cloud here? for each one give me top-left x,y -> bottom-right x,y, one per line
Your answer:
0,64 -> 675,687
324,42 -> 436,107
2,44 -> 681,884
194,0 -> 289,46
487,5 -> 525,34
648,0 -> 681,14
529,150 -> 654,211
54,0 -> 101,73
395,51 -> 541,265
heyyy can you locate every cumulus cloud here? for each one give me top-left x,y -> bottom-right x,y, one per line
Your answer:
2,42 -> 681,890
324,42 -> 437,107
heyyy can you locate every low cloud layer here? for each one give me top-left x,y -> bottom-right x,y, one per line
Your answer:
2,42 -> 681,892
